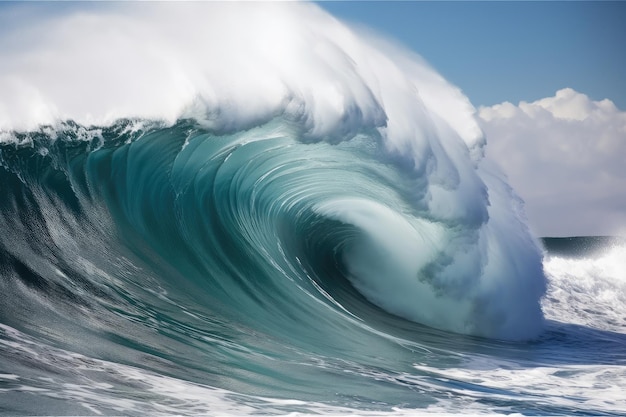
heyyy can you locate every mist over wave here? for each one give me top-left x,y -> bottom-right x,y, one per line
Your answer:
0,3 -> 481,146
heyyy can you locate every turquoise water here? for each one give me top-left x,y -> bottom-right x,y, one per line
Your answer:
1,120 -> 625,415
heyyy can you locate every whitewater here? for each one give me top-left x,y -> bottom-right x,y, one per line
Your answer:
0,2 -> 624,415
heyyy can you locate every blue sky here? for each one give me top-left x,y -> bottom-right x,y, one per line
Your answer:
320,1 -> 626,110
2,1 -> 623,109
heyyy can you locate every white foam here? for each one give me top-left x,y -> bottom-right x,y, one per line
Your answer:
1,323 -> 507,416
413,359 -> 626,414
543,243 -> 626,333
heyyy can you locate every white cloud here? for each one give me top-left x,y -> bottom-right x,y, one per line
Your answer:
479,88 -> 626,237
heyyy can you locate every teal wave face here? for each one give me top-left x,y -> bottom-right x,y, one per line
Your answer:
0,118 -> 546,342
0,120 -> 467,408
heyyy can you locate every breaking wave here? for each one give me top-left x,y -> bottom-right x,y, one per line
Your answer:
10,3 -> 623,416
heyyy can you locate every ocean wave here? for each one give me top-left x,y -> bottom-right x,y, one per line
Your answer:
0,1 -> 546,341
1,115 -> 545,341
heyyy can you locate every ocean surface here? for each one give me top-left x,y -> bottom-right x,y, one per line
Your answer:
0,2 -> 624,415
1,120 -> 624,416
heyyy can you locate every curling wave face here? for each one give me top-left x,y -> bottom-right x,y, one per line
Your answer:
1,116 -> 552,413
0,116 -> 545,343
